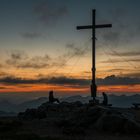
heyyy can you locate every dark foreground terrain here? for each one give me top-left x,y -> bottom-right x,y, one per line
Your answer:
0,101 -> 140,140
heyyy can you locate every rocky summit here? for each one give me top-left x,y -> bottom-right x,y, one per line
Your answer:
18,101 -> 140,135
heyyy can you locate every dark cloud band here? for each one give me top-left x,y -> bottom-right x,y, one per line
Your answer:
0,75 -> 139,86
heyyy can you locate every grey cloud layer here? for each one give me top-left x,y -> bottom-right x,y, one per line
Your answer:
5,48 -> 79,69
6,52 -> 51,69
0,75 -> 139,86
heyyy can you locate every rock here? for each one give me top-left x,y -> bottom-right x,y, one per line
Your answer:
95,112 -> 126,132
38,102 -> 59,112
18,108 -> 46,120
56,105 -> 140,135
95,108 -> 140,134
18,101 -> 140,135
19,108 -> 37,120
124,119 -> 140,134
63,126 -> 85,135
18,101 -> 83,120
59,105 -> 105,134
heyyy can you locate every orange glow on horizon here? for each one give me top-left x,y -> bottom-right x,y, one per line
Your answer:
98,84 -> 140,93
0,83 -> 139,95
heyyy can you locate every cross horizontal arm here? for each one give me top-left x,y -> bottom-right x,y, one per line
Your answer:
77,25 -> 92,30
76,24 -> 112,30
95,24 -> 112,28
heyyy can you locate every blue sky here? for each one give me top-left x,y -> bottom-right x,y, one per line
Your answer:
0,0 -> 140,53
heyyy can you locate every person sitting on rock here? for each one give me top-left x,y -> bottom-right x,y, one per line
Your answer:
102,92 -> 108,106
49,90 -> 60,103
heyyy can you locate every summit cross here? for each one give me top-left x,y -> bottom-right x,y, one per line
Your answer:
76,9 -> 112,101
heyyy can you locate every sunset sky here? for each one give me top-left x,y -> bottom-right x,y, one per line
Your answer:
0,0 -> 140,99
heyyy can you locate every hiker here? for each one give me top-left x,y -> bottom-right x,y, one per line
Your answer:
102,92 -> 108,106
49,90 -> 60,103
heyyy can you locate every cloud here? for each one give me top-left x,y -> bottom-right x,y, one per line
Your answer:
109,8 -> 127,28
97,8 -> 125,46
99,7 -> 140,46
100,58 -> 140,63
0,86 -> 7,89
21,32 -> 42,39
34,1 -> 68,25
6,51 -> 51,69
0,64 -> 3,68
66,43 -> 89,57
5,51 -> 70,69
6,51 -> 28,66
17,55 -> 51,69
48,43 -> 90,68
0,72 -> 10,78
17,62 -> 49,69
0,76 -> 89,85
101,31 -> 120,45
107,51 -> 140,57
96,75 -> 140,85
0,75 -> 139,86
120,72 -> 140,78
47,76 -> 90,85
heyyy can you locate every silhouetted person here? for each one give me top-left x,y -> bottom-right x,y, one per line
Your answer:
49,91 -> 60,103
102,92 -> 108,106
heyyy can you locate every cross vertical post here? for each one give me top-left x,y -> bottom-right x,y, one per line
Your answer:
91,9 -> 96,101
76,9 -> 112,102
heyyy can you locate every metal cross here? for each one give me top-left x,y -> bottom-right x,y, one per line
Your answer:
77,9 -> 112,101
